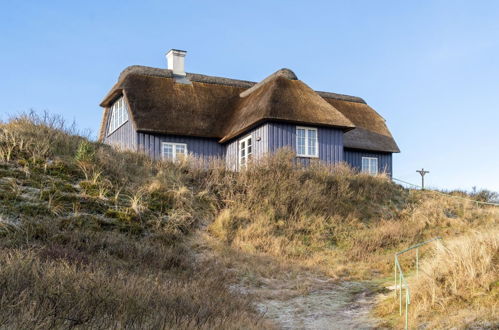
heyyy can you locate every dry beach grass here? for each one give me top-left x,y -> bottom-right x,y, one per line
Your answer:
0,112 -> 497,328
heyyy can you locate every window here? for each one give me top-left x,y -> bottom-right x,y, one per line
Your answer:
362,157 -> 378,175
239,135 -> 252,168
296,127 -> 318,157
107,96 -> 129,135
162,142 -> 187,160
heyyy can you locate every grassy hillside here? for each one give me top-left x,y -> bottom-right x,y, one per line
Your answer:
0,113 -> 268,329
0,113 -> 497,328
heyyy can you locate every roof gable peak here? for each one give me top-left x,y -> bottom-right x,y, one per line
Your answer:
240,68 -> 297,98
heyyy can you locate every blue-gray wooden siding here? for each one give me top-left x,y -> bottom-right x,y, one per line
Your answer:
267,123 -> 344,165
137,132 -> 224,161
225,122 -> 344,169
103,119 -> 136,150
343,148 -> 393,176
103,109 -> 225,160
102,114 -> 392,175
225,124 -> 269,170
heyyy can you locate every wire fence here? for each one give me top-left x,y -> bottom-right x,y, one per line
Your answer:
392,177 -> 499,207
394,237 -> 442,330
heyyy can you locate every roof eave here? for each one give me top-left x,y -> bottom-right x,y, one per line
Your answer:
100,87 -> 123,107
344,144 -> 401,153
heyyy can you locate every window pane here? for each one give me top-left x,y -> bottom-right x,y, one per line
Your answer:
362,158 -> 369,173
163,144 -> 173,159
110,108 -> 115,132
120,102 -> 124,124
120,99 -> 124,125
247,138 -> 252,156
307,129 -> 317,156
296,129 -> 306,155
118,105 -> 122,127
109,109 -> 113,132
114,104 -> 118,129
123,101 -> 128,121
240,140 -> 246,156
240,138 -> 251,168
108,111 -> 113,132
175,145 -> 186,155
370,158 -> 378,174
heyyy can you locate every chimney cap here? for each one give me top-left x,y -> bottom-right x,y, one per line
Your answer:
166,49 -> 187,56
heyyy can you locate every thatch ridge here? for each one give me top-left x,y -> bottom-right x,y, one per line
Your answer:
316,91 -> 366,104
110,66 -> 364,103
117,65 -> 256,89
240,68 -> 297,98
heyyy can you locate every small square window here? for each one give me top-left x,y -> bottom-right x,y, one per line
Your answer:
361,157 -> 378,175
296,127 -> 318,157
162,142 -> 188,160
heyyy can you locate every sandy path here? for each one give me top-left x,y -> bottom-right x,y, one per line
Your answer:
255,280 -> 380,329
196,235 -> 382,329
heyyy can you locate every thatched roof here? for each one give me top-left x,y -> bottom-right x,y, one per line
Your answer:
99,65 -> 399,153
102,73 -> 245,139
322,98 -> 400,152
220,70 -> 354,142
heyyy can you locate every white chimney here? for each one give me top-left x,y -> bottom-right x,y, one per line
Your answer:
166,49 -> 187,76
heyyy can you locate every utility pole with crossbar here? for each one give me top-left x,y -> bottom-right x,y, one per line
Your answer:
416,168 -> 430,190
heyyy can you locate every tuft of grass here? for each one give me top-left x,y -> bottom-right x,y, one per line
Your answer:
407,229 -> 499,328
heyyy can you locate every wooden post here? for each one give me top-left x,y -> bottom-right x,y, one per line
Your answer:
416,168 -> 430,190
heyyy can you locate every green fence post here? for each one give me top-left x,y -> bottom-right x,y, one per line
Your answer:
399,271 -> 402,316
405,289 -> 409,330
395,238 -> 442,329
394,256 -> 397,299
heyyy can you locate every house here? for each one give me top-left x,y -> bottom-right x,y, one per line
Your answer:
99,49 -> 399,175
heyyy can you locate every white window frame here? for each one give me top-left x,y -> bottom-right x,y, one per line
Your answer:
161,142 -> 188,161
107,96 -> 129,135
296,126 -> 319,158
361,157 -> 378,175
239,135 -> 252,169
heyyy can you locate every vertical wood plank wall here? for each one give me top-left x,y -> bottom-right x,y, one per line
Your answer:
102,115 -> 392,176
103,119 -> 137,151
267,122 -> 344,165
225,124 -> 269,170
137,133 -> 225,161
343,148 -> 393,176
225,122 -> 344,169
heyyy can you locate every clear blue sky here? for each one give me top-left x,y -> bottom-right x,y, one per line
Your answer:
1,1 -> 498,192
